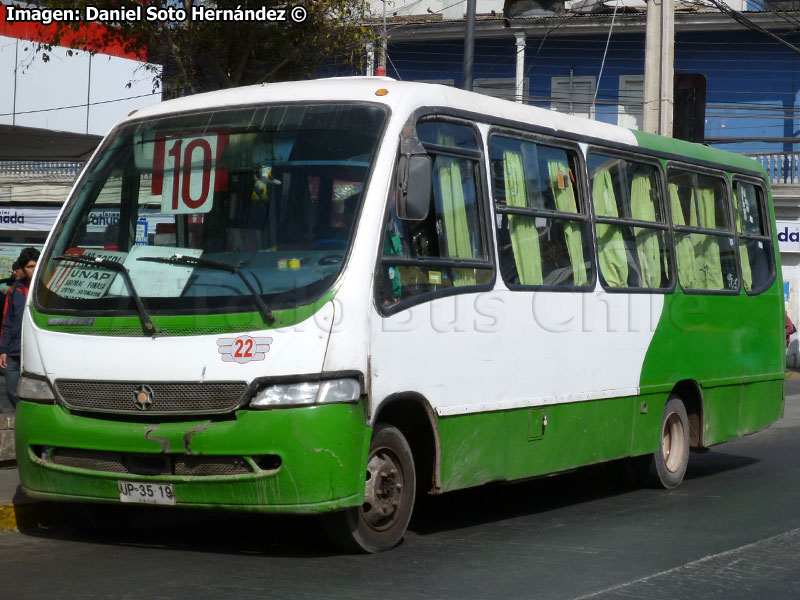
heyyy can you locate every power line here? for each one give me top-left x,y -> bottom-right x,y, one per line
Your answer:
703,0 -> 800,55
0,91 -> 161,118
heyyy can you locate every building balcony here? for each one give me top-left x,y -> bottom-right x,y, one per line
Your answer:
746,153 -> 800,209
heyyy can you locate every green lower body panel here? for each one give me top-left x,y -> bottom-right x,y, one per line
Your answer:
436,393 -> 669,493
703,379 -> 785,446
435,379 -> 785,494
15,401 -> 371,513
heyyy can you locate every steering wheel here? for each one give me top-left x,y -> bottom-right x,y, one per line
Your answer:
312,239 -> 347,250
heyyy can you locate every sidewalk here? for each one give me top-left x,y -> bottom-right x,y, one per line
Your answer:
0,374 -> 16,463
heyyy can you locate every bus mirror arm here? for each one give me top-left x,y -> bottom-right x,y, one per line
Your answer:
397,153 -> 431,221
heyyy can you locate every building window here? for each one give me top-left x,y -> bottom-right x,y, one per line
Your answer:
474,78 -> 529,102
551,76 -> 596,119
413,79 -> 455,87
618,75 -> 643,130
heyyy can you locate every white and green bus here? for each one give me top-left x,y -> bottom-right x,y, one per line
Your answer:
15,78 -> 785,552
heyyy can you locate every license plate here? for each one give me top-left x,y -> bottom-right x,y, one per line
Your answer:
118,481 -> 176,505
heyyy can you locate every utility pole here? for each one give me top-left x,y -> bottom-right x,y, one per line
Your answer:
462,0 -> 477,91
376,0 -> 387,77
515,32 -> 526,103
642,0 -> 674,136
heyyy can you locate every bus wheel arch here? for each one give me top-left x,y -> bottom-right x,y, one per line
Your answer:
372,392 -> 442,496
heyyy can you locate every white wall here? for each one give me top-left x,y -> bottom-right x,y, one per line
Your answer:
0,35 -> 160,136
369,0 -> 747,18
369,0 -> 503,19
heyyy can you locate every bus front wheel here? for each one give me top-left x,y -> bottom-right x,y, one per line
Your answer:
324,423 -> 416,553
637,396 -> 690,489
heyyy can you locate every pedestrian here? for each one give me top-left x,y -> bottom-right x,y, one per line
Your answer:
0,260 -> 24,291
0,260 -> 24,331
0,247 -> 40,408
786,314 -> 796,347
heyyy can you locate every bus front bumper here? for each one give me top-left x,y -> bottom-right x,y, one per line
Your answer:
15,401 -> 371,513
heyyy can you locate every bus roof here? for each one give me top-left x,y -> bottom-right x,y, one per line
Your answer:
125,77 -> 762,176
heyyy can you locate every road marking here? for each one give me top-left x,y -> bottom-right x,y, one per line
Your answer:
573,527 -> 800,599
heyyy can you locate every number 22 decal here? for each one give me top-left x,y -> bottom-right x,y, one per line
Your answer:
233,337 -> 254,359
217,335 -> 272,364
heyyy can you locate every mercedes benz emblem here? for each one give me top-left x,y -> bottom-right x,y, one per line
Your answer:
133,384 -> 154,411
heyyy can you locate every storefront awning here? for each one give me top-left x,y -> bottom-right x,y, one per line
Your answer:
0,124 -> 102,161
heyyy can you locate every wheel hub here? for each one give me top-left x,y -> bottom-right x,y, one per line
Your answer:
362,450 -> 404,530
662,412 -> 686,473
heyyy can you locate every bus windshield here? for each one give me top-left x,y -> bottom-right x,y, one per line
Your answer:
36,103 -> 386,316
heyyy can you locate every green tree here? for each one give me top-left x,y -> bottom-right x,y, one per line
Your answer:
34,0 -> 372,93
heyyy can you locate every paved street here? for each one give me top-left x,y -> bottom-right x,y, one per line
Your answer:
1,380 -> 800,600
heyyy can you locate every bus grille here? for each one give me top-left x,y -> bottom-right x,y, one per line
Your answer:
54,380 -> 248,415
45,448 -> 257,477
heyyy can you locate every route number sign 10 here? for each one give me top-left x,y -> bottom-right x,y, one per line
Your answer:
151,133 -> 228,215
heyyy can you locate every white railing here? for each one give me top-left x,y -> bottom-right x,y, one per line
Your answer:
0,161 -> 83,182
746,153 -> 800,185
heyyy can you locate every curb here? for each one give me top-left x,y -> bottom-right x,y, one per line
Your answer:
0,501 -> 62,532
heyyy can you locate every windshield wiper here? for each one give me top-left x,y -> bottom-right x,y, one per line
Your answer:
53,255 -> 156,337
137,254 -> 275,324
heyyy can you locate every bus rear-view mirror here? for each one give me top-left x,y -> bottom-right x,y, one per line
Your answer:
397,154 -> 431,221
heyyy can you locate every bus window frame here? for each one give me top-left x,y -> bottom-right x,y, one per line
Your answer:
488,126 -> 598,293
375,113 -> 497,317
585,145 -> 676,295
730,173 -> 776,296
665,161 -> 740,296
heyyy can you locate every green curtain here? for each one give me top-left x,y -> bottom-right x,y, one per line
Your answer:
695,187 -> 723,290
504,151 -> 543,285
437,156 -> 477,286
592,169 -> 627,287
630,174 -> 662,288
669,183 -> 697,288
733,186 -> 753,291
548,159 -> 587,285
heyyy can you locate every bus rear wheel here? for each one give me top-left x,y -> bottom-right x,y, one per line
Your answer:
637,396 -> 690,489
324,423 -> 416,553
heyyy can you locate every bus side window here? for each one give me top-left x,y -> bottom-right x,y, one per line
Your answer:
378,121 -> 493,307
668,168 -> 737,293
588,153 -> 672,291
734,180 -> 774,294
490,135 -> 593,289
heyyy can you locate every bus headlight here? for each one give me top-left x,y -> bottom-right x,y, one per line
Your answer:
17,375 -> 56,403
250,378 -> 361,409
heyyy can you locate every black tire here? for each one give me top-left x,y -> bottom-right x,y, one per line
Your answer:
324,424 -> 416,553
636,396 -> 690,489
